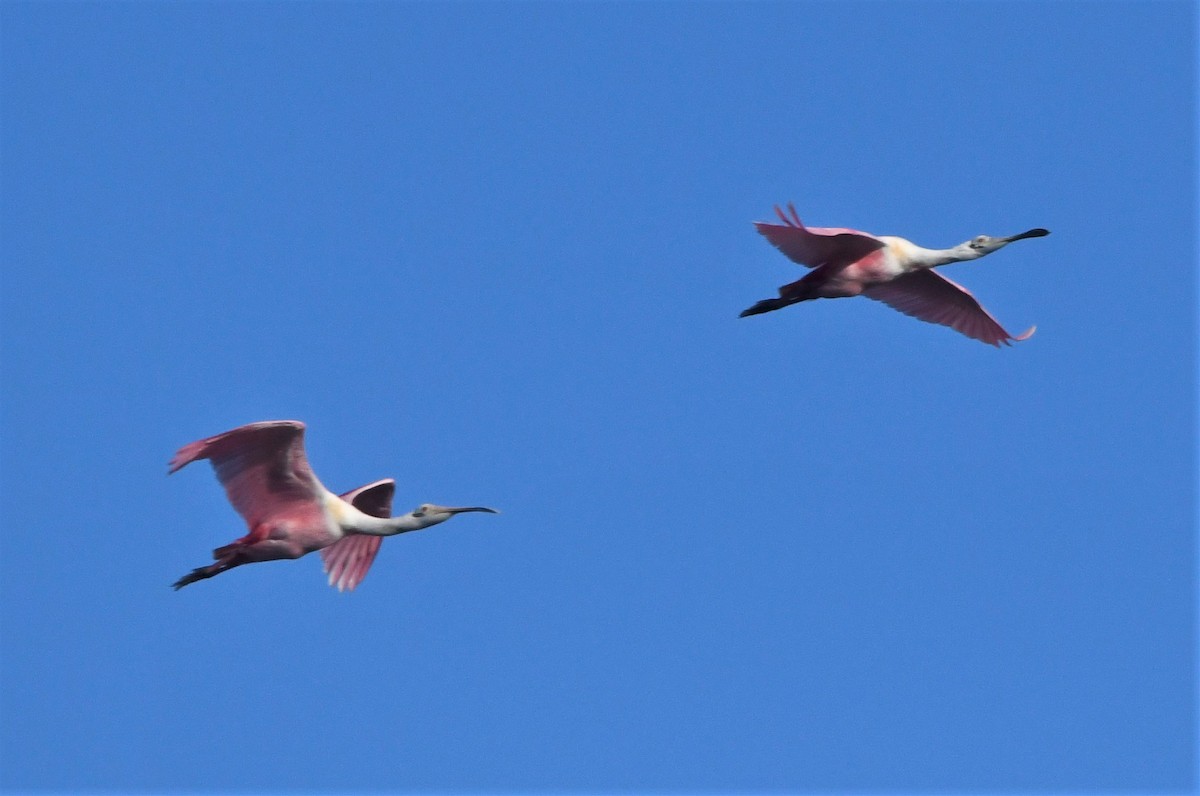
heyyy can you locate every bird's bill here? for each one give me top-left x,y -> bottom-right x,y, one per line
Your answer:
1001,228 -> 1050,243
440,505 -> 500,515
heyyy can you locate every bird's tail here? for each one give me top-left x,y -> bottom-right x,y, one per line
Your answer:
739,297 -> 795,317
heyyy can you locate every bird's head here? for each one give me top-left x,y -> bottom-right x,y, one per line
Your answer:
957,228 -> 1050,259
407,503 -> 499,529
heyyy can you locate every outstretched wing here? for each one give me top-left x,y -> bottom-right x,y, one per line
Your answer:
169,420 -> 326,529
755,202 -> 885,268
321,479 -> 396,592
339,479 -> 396,518
863,270 -> 1035,347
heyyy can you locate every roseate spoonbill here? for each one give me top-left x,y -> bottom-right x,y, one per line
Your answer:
741,203 -> 1049,346
169,420 -> 497,592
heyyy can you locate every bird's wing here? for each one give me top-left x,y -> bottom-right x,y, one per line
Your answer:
168,420 -> 327,528
863,270 -> 1035,347
755,202 -> 885,268
321,479 -> 396,592
339,479 -> 396,517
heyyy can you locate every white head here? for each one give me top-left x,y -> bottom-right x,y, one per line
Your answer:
406,503 -> 499,530
954,228 -> 1050,260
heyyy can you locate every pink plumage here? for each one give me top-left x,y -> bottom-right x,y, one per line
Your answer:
755,203 -> 886,268
743,203 -> 1046,347
863,271 -> 1036,347
169,421 -> 327,537
169,420 -> 497,592
321,480 -> 393,592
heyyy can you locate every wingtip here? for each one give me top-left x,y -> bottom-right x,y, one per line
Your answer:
166,439 -> 208,474
166,451 -> 188,474
768,202 -> 803,228
996,325 -> 1036,346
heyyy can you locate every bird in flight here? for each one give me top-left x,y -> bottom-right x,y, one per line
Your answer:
742,203 -> 1049,346
169,420 -> 497,591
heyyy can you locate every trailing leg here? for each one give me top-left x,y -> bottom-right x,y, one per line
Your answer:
740,296 -> 799,317
172,553 -> 244,590
739,276 -> 818,317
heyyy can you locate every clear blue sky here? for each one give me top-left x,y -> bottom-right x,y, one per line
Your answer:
1,2 -> 1195,792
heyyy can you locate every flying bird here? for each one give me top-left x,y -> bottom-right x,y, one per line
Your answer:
169,420 -> 497,591
742,203 -> 1049,346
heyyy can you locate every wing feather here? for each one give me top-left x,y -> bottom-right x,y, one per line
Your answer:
320,479 -> 396,592
168,420 -> 326,529
863,270 -> 1034,347
755,202 -> 885,268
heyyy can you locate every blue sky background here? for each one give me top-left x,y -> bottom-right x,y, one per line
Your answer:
1,2 -> 1195,792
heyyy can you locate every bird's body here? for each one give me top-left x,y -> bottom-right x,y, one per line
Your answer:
795,237 -> 907,297
169,420 -> 497,591
742,204 -> 1049,346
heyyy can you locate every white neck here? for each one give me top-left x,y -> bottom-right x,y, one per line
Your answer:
349,512 -> 435,537
908,242 -> 981,269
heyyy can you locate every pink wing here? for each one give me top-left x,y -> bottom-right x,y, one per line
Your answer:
168,420 -> 327,530
755,202 -> 885,268
321,479 -> 396,592
863,270 -> 1035,347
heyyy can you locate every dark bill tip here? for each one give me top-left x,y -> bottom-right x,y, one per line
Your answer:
449,506 -> 499,515
1006,228 -> 1050,242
